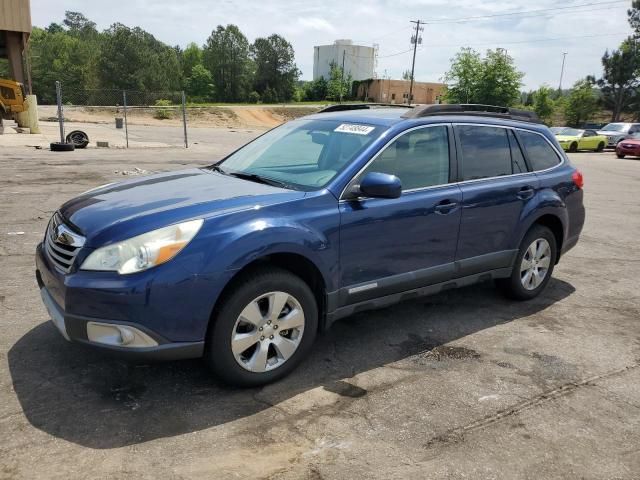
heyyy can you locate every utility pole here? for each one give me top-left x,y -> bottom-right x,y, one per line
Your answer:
340,49 -> 346,103
558,52 -> 568,93
408,19 -> 424,105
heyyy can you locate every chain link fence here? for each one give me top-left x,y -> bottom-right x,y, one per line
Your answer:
45,82 -> 189,148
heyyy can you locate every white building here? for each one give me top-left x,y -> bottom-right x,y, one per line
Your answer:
313,39 -> 376,81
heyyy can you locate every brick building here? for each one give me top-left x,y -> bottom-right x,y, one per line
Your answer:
355,78 -> 446,105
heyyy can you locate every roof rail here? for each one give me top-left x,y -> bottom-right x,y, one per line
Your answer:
401,104 -> 542,124
319,103 -> 413,113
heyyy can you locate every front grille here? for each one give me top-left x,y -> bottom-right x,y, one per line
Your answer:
44,213 -> 85,273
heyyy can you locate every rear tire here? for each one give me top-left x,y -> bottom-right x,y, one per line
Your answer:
205,267 -> 318,387
498,225 -> 557,301
568,142 -> 578,153
596,142 -> 605,152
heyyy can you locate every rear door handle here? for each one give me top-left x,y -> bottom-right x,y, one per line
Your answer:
434,199 -> 458,214
517,186 -> 535,200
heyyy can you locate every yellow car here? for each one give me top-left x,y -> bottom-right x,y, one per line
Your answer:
551,127 -> 607,152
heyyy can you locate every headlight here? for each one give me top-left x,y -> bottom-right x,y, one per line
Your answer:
81,219 -> 203,274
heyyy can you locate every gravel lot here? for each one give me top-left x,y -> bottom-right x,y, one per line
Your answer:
0,142 -> 639,479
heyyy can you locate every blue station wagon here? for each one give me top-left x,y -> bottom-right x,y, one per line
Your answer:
36,104 -> 585,386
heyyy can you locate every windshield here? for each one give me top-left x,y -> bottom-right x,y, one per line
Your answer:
552,127 -> 582,136
217,119 -> 384,190
601,123 -> 628,132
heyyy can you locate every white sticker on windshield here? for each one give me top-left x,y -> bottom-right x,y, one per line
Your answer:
334,123 -> 375,135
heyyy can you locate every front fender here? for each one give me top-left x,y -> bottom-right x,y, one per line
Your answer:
192,193 -> 340,292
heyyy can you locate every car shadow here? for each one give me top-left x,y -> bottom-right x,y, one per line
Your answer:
8,278 -> 575,449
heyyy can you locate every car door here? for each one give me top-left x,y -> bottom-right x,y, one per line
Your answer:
581,130 -> 596,150
338,124 -> 462,305
453,124 -> 539,276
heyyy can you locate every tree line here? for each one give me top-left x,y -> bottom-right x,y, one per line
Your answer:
28,12 -> 301,104
443,1 -> 640,126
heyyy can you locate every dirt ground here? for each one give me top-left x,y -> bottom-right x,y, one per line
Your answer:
0,144 -> 639,479
38,104 -> 322,130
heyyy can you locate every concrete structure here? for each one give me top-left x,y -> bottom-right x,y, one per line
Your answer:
0,0 -> 32,90
355,78 -> 446,105
313,40 -> 375,81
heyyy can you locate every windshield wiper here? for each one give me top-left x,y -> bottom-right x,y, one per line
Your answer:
225,171 -> 291,189
210,164 -> 227,174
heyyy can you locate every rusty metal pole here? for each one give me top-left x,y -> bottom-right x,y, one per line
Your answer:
55,81 -> 65,143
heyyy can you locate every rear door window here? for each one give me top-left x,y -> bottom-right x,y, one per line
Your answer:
517,130 -> 562,171
456,125 -> 512,181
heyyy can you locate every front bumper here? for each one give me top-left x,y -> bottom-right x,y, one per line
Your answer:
616,144 -> 640,156
36,243 -> 205,360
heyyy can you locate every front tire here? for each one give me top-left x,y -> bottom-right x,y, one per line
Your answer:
568,142 -> 578,153
498,225 -> 557,301
617,153 -> 625,159
205,267 -> 318,387
596,142 -> 605,152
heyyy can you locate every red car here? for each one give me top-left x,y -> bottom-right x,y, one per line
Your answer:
616,133 -> 640,158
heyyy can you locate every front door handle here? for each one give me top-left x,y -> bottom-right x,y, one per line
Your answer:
517,186 -> 535,200
434,199 -> 458,214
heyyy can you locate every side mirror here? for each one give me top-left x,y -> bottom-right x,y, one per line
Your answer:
354,172 -> 402,199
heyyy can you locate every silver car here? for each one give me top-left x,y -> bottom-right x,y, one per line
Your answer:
597,123 -> 640,147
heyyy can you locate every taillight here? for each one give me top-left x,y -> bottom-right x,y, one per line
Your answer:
572,170 -> 584,189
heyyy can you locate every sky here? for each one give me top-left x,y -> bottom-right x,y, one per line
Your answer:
30,0 -> 635,90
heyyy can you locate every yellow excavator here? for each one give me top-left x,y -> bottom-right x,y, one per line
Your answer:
0,78 -> 28,127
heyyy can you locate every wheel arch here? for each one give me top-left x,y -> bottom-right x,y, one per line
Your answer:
207,251 -> 329,340
533,214 -> 564,262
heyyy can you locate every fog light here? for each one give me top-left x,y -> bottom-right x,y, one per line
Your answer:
86,322 -> 158,348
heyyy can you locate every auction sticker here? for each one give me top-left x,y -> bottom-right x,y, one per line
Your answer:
334,123 -> 375,135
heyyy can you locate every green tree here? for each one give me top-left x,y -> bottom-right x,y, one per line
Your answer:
629,0 -> 640,36
443,48 -> 482,103
202,25 -> 251,102
29,26 -> 98,103
531,86 -> 555,125
444,47 -> 523,106
185,64 -> 214,100
251,34 -> 300,102
303,77 -> 328,101
326,63 -> 352,101
62,11 -> 97,34
402,69 -> 413,81
595,39 -> 640,121
180,42 -> 203,80
563,79 -> 599,127
97,23 -> 181,92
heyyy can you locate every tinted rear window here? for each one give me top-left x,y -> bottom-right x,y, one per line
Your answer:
517,131 -> 561,171
457,125 -> 512,180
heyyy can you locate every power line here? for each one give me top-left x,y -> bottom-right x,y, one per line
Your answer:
424,0 -> 628,24
424,32 -> 625,48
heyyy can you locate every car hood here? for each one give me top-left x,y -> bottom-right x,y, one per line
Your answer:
59,168 -> 305,246
555,135 -> 579,141
619,138 -> 640,145
597,130 -> 626,137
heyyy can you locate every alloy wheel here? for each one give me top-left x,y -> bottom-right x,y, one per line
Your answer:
231,291 -> 305,372
520,238 -> 551,290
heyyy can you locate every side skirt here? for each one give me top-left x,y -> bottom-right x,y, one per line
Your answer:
325,267 -> 512,328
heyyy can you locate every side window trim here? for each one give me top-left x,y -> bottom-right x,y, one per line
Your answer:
340,123 -> 454,200
507,129 -> 531,173
452,123 -> 564,183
